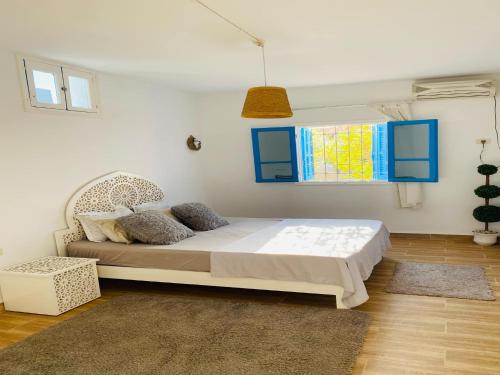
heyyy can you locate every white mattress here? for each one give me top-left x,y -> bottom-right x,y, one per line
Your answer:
211,218 -> 390,308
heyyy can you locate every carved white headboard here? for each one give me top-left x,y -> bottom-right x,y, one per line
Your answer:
54,171 -> 165,256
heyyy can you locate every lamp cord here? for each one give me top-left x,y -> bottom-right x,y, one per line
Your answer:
261,43 -> 267,86
479,96 -> 498,164
494,96 -> 499,149
193,0 -> 267,86
193,0 -> 261,43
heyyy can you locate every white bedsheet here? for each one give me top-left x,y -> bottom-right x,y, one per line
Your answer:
211,219 -> 391,308
157,217 -> 281,251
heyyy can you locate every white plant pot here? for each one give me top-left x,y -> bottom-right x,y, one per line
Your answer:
473,231 -> 498,246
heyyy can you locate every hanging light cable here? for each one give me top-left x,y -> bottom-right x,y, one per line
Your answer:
194,0 -> 293,119
258,40 -> 267,86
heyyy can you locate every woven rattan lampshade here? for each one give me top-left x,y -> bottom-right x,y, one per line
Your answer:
241,86 -> 293,118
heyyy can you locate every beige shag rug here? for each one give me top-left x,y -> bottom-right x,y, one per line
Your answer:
0,293 -> 369,375
386,262 -> 495,301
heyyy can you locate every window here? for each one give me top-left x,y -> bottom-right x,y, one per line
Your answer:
64,68 -> 95,111
24,60 -> 65,110
20,57 -> 99,113
303,123 -> 388,182
251,119 -> 438,184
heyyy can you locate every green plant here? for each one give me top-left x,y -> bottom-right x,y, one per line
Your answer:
478,164 -> 498,175
473,164 -> 500,231
474,185 -> 500,199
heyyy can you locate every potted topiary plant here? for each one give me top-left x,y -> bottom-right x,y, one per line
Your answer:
473,164 -> 500,245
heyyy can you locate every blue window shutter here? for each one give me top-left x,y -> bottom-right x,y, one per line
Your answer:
372,124 -> 388,181
308,128 -> 315,180
301,128 -> 314,181
378,124 -> 388,180
251,126 -> 299,183
387,119 -> 438,183
372,127 -> 379,179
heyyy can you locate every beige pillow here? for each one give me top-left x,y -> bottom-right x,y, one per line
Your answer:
76,206 -> 133,242
158,207 -> 180,222
94,218 -> 133,244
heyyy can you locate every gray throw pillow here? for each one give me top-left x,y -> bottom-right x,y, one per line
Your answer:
117,211 -> 194,245
171,203 -> 229,231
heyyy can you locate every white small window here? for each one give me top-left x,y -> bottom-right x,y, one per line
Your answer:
63,68 -> 97,112
20,56 -> 99,113
25,60 -> 66,110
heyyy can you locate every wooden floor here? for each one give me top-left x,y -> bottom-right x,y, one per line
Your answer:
1,234 -> 499,374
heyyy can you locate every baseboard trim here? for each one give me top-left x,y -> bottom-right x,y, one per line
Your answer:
390,233 -> 473,239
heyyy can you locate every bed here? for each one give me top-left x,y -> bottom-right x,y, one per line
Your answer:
55,172 -> 390,309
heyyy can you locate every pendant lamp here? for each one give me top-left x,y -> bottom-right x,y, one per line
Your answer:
193,0 -> 292,119
241,40 -> 293,118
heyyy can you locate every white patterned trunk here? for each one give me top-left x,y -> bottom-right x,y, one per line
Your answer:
0,257 -> 100,315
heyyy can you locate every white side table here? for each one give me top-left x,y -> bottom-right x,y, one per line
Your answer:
0,256 -> 100,316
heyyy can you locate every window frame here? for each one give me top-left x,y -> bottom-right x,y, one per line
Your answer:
62,67 -> 99,113
251,126 -> 299,183
24,59 -> 66,110
17,55 -> 100,115
387,119 -> 438,183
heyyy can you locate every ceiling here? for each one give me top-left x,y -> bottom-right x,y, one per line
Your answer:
2,0 -> 500,92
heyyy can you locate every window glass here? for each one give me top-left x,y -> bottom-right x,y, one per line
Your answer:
68,76 -> 92,109
394,124 -> 429,159
258,131 -> 292,162
261,163 -> 293,180
33,70 -> 60,105
395,160 -> 430,179
309,123 -> 384,182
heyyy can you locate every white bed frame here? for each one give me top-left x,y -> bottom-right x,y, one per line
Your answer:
55,171 -> 347,308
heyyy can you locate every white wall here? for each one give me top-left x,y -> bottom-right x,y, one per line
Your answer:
197,80 -> 500,235
0,50 -> 208,292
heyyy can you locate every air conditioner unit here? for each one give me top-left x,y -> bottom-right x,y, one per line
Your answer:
413,79 -> 496,100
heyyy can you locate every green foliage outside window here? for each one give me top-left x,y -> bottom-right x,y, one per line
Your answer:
311,125 -> 373,182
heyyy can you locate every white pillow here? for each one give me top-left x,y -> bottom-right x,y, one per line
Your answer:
76,206 -> 133,242
133,201 -> 180,222
132,201 -> 169,212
